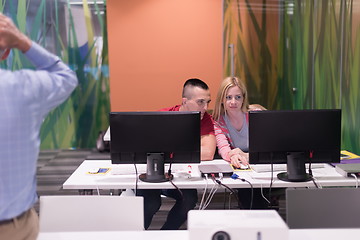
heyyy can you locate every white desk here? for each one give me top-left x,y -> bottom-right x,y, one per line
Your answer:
290,229 -> 360,239
63,159 -> 358,191
37,229 -> 360,240
37,230 -> 185,240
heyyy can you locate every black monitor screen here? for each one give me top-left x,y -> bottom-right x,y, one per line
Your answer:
249,109 -> 341,182
109,111 -> 201,182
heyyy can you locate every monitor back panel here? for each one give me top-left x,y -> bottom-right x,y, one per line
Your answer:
109,111 -> 200,164
249,109 -> 341,164
286,188 -> 360,229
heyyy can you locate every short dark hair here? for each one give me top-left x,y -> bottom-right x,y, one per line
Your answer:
182,78 -> 209,98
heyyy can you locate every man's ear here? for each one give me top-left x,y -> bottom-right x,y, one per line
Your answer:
182,97 -> 187,106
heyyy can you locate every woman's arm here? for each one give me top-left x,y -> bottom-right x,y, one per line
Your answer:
214,122 -> 249,167
214,123 -> 232,161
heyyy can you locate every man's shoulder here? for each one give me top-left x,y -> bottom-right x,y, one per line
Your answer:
158,105 -> 181,112
201,112 -> 215,134
202,111 -> 214,123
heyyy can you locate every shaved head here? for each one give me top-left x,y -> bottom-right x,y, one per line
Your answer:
182,78 -> 209,99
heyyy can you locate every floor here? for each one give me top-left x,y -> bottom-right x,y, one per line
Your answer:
35,149 -> 285,230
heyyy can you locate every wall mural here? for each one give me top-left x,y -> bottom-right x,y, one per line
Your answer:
0,0 -> 110,149
224,0 -> 360,154
2,0 -> 358,153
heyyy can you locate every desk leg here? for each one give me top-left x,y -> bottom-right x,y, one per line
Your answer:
78,189 -> 93,195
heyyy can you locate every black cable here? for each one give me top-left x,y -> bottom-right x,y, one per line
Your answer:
308,151 -> 319,188
230,174 -> 254,209
223,188 -> 227,209
168,177 -> 184,200
214,178 -> 239,209
228,190 -> 232,209
168,160 -> 173,177
167,161 -> 184,200
239,178 -> 254,210
311,177 -> 319,188
308,151 -> 313,177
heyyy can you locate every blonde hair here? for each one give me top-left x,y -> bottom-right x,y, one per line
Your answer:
212,77 -> 249,121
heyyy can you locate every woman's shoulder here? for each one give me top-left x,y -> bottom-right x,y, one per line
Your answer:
214,115 -> 226,127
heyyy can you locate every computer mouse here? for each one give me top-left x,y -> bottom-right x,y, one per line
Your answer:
239,164 -> 250,170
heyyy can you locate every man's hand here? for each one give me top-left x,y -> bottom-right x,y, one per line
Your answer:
0,13 -> 31,52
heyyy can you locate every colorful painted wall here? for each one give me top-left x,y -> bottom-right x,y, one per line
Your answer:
0,0 -> 110,149
3,0 -> 357,153
224,0 -> 360,154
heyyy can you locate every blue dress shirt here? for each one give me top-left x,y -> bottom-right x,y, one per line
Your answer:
0,42 -> 78,221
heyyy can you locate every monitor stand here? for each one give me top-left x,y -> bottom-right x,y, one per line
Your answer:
277,152 -> 312,182
139,153 -> 173,183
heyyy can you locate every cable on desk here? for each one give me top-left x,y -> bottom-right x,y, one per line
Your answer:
168,174 -> 184,201
350,173 -> 359,188
311,177 -> 322,188
199,174 -> 209,210
200,174 -> 219,210
213,177 -> 238,209
201,183 -> 218,210
96,184 -> 100,196
222,188 -> 227,209
268,154 -> 274,209
260,183 -> 270,204
133,162 -> 139,196
222,188 -> 234,210
221,188 -> 234,210
167,160 -> 175,182
308,151 -> 319,188
200,174 -> 239,210
166,162 -> 183,199
219,172 -> 224,181
231,173 -> 253,209
216,172 -> 235,209
311,177 -> 320,188
308,151 -> 314,177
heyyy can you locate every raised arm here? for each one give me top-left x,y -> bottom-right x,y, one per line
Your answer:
0,13 -> 78,115
0,13 -> 32,52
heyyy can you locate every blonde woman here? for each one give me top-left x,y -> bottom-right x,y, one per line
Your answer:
213,76 -> 269,209
213,77 -> 265,168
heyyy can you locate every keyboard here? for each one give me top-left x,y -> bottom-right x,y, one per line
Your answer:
251,163 -> 325,173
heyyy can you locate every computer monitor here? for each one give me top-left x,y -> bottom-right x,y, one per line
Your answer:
249,109 -> 341,182
109,111 -> 201,183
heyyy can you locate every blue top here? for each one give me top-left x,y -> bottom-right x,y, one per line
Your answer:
0,42 -> 78,221
223,114 -> 249,152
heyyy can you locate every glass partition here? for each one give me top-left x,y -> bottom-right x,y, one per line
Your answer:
223,0 -> 360,153
0,0 -> 110,149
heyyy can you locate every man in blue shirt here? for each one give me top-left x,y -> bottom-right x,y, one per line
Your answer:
0,13 -> 78,239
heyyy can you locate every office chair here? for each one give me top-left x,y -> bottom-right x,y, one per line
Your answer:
286,187 -> 360,229
39,195 -> 144,232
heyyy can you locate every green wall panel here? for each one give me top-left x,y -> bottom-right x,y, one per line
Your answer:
224,0 -> 360,154
1,0 -> 110,149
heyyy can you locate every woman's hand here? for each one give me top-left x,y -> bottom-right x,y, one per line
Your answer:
228,148 -> 249,168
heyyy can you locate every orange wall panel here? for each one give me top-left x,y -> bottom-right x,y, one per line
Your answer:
107,0 -> 223,111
